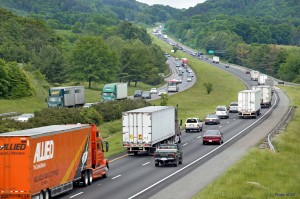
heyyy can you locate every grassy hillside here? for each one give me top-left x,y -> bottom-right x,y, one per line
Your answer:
194,85 -> 300,198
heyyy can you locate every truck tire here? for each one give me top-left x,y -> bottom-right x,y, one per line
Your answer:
103,165 -> 109,178
88,170 -> 93,185
82,171 -> 88,187
174,159 -> 178,167
155,162 -> 159,167
39,191 -> 44,199
44,190 -> 50,199
179,156 -> 183,164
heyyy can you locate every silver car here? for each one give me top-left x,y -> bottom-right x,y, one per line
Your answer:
229,102 -> 238,113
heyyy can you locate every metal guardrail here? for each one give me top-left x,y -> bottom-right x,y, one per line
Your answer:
267,106 -> 295,152
0,112 -> 20,117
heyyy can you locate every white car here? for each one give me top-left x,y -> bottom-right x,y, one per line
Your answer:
185,118 -> 203,132
187,77 -> 192,82
16,113 -> 34,122
150,88 -> 158,94
215,106 -> 229,119
158,89 -> 167,96
83,103 -> 94,108
229,102 -> 238,113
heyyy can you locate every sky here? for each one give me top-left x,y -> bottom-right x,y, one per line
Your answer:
136,0 -> 206,9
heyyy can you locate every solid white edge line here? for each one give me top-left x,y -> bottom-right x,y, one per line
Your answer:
128,93 -> 278,199
69,192 -> 84,198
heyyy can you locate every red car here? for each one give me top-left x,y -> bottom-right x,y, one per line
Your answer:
203,130 -> 223,145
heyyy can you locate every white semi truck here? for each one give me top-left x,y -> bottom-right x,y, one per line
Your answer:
238,89 -> 261,118
252,85 -> 272,107
122,106 -> 181,155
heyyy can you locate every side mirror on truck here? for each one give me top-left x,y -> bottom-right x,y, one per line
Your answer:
102,141 -> 109,152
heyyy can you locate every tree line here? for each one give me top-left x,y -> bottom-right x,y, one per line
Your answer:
0,8 -> 168,99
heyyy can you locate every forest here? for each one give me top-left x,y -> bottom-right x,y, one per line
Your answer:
0,0 -> 300,100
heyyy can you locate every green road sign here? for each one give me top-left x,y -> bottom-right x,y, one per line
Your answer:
208,50 -> 214,54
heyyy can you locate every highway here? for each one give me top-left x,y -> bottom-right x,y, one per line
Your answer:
56,41 -> 288,199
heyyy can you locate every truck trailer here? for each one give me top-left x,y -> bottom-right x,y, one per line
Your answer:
47,86 -> 85,108
167,79 -> 179,92
0,124 -> 109,199
212,56 -> 220,63
258,74 -> 268,85
101,83 -> 128,102
252,85 -> 272,107
250,70 -> 259,81
238,89 -> 261,118
122,106 -> 181,155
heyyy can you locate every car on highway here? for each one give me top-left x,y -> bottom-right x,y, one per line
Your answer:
185,118 -> 203,132
83,103 -> 94,108
158,89 -> 167,96
141,91 -> 151,99
225,65 -> 229,68
16,113 -> 34,122
203,130 -> 223,145
176,78 -> 182,83
150,88 -> 158,94
134,90 -> 143,98
187,72 -> 194,77
176,63 -> 180,67
229,102 -> 238,113
154,143 -> 183,167
245,70 -> 250,74
204,114 -> 220,125
215,105 -> 229,119
187,77 -> 192,82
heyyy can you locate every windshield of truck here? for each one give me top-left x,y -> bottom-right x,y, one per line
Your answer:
186,119 -> 197,123
102,92 -> 114,97
48,97 -> 61,102
168,82 -> 177,86
160,145 -> 177,149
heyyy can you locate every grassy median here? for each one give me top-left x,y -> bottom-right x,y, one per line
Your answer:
193,85 -> 300,199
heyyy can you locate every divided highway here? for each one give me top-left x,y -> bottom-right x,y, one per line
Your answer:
57,46 -> 285,199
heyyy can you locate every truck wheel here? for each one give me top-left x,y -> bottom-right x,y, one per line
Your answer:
44,190 -> 50,199
155,162 -> 159,167
179,157 -> 183,164
82,171 -> 88,187
103,165 -> 109,178
39,191 -> 44,199
174,159 -> 178,167
88,170 -> 93,185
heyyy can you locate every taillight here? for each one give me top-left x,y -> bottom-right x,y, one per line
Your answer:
172,153 -> 176,158
154,152 -> 156,158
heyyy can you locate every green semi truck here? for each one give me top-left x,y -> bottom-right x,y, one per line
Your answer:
101,83 -> 128,102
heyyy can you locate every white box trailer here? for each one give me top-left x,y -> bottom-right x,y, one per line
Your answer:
116,83 -> 128,100
252,85 -> 272,107
250,70 -> 259,81
238,89 -> 261,118
258,74 -> 268,85
212,56 -> 219,63
74,86 -> 85,105
122,106 -> 180,155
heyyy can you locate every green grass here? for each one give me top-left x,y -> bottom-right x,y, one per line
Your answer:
193,85 -> 300,199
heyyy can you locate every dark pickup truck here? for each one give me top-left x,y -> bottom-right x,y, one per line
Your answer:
154,144 -> 183,167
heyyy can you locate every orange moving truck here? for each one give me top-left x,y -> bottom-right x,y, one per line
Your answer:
0,124 -> 109,199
